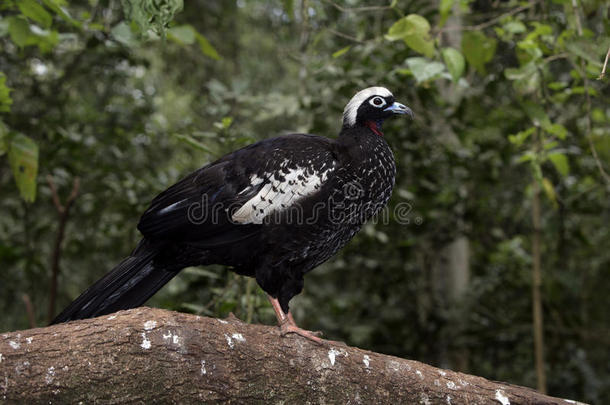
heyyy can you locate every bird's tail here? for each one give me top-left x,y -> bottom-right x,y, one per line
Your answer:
50,240 -> 179,324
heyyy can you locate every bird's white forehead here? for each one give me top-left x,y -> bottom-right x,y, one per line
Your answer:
343,86 -> 393,127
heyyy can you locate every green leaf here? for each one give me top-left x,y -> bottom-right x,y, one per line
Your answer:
120,0 -> 183,36
194,31 -> 220,60
541,177 -> 557,207
461,31 -> 497,74
438,0 -> 454,27
385,17 -> 410,41
0,18 -> 9,37
543,141 -> 559,150
0,121 -> 8,156
591,132 -> 610,163
8,133 -> 39,202
168,25 -> 220,59
405,34 -> 435,58
111,22 -> 138,47
7,16 -> 59,51
516,39 -> 543,64
545,123 -> 568,140
40,0 -> 82,28
522,101 -> 550,128
505,61 -> 536,80
548,81 -> 567,90
508,127 -> 535,147
569,86 -> 597,96
548,152 -> 569,176
592,108 -> 606,123
405,57 -> 445,83
386,14 -> 435,58
221,117 -> 233,129
518,150 -> 536,163
503,20 -> 526,34
120,0 -> 151,34
332,46 -> 351,58
168,25 -> 196,44
441,47 -> 465,82
565,40 -> 603,67
529,22 -> 552,36
0,73 -> 13,113
504,61 -> 539,94
8,16 -> 34,47
36,30 -> 58,53
18,0 -> 53,28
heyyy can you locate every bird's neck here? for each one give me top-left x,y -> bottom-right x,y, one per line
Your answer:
337,124 -> 392,161
340,120 -> 385,138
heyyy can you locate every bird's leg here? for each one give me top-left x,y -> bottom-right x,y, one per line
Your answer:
286,311 -> 297,326
268,295 -> 288,324
267,295 -> 324,344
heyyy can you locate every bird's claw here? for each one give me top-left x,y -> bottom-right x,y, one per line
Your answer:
309,330 -> 324,337
280,322 -> 325,344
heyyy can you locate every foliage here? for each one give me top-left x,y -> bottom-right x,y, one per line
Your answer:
1,1 -> 609,403
7,132 -> 38,202
121,0 -> 183,36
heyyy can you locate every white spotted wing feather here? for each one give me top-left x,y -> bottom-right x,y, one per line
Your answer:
232,166 -> 333,224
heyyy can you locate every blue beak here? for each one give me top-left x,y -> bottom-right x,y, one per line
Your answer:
384,102 -> 414,119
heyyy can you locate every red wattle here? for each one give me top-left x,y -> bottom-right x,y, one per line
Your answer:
365,121 -> 383,136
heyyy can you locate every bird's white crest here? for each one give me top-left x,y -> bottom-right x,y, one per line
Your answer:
342,86 -> 393,127
232,166 -> 333,224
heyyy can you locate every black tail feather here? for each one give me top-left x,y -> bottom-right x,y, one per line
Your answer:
50,240 -> 179,324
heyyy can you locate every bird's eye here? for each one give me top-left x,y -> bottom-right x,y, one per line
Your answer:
369,96 -> 386,108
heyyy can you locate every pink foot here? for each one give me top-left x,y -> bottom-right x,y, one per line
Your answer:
280,322 -> 325,344
267,294 -> 326,344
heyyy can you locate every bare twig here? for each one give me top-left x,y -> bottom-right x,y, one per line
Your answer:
325,27 -> 365,44
21,293 -> 36,329
322,0 -> 393,13
46,175 -> 81,324
531,129 -> 547,394
437,4 -> 532,33
47,176 -> 64,213
598,46 -> 610,80
46,175 -> 80,214
542,53 -> 569,64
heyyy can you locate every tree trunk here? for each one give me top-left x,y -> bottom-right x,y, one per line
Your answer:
532,130 -> 547,394
0,307 -> 584,404
445,236 -> 471,373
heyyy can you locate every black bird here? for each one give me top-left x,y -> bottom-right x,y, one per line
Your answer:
51,87 -> 412,343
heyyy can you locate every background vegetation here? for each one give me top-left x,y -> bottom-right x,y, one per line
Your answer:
1,0 -> 608,402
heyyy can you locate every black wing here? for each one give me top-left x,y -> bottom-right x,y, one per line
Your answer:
137,134 -> 337,245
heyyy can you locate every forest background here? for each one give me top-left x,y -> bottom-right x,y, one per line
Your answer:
1,1 -> 608,403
